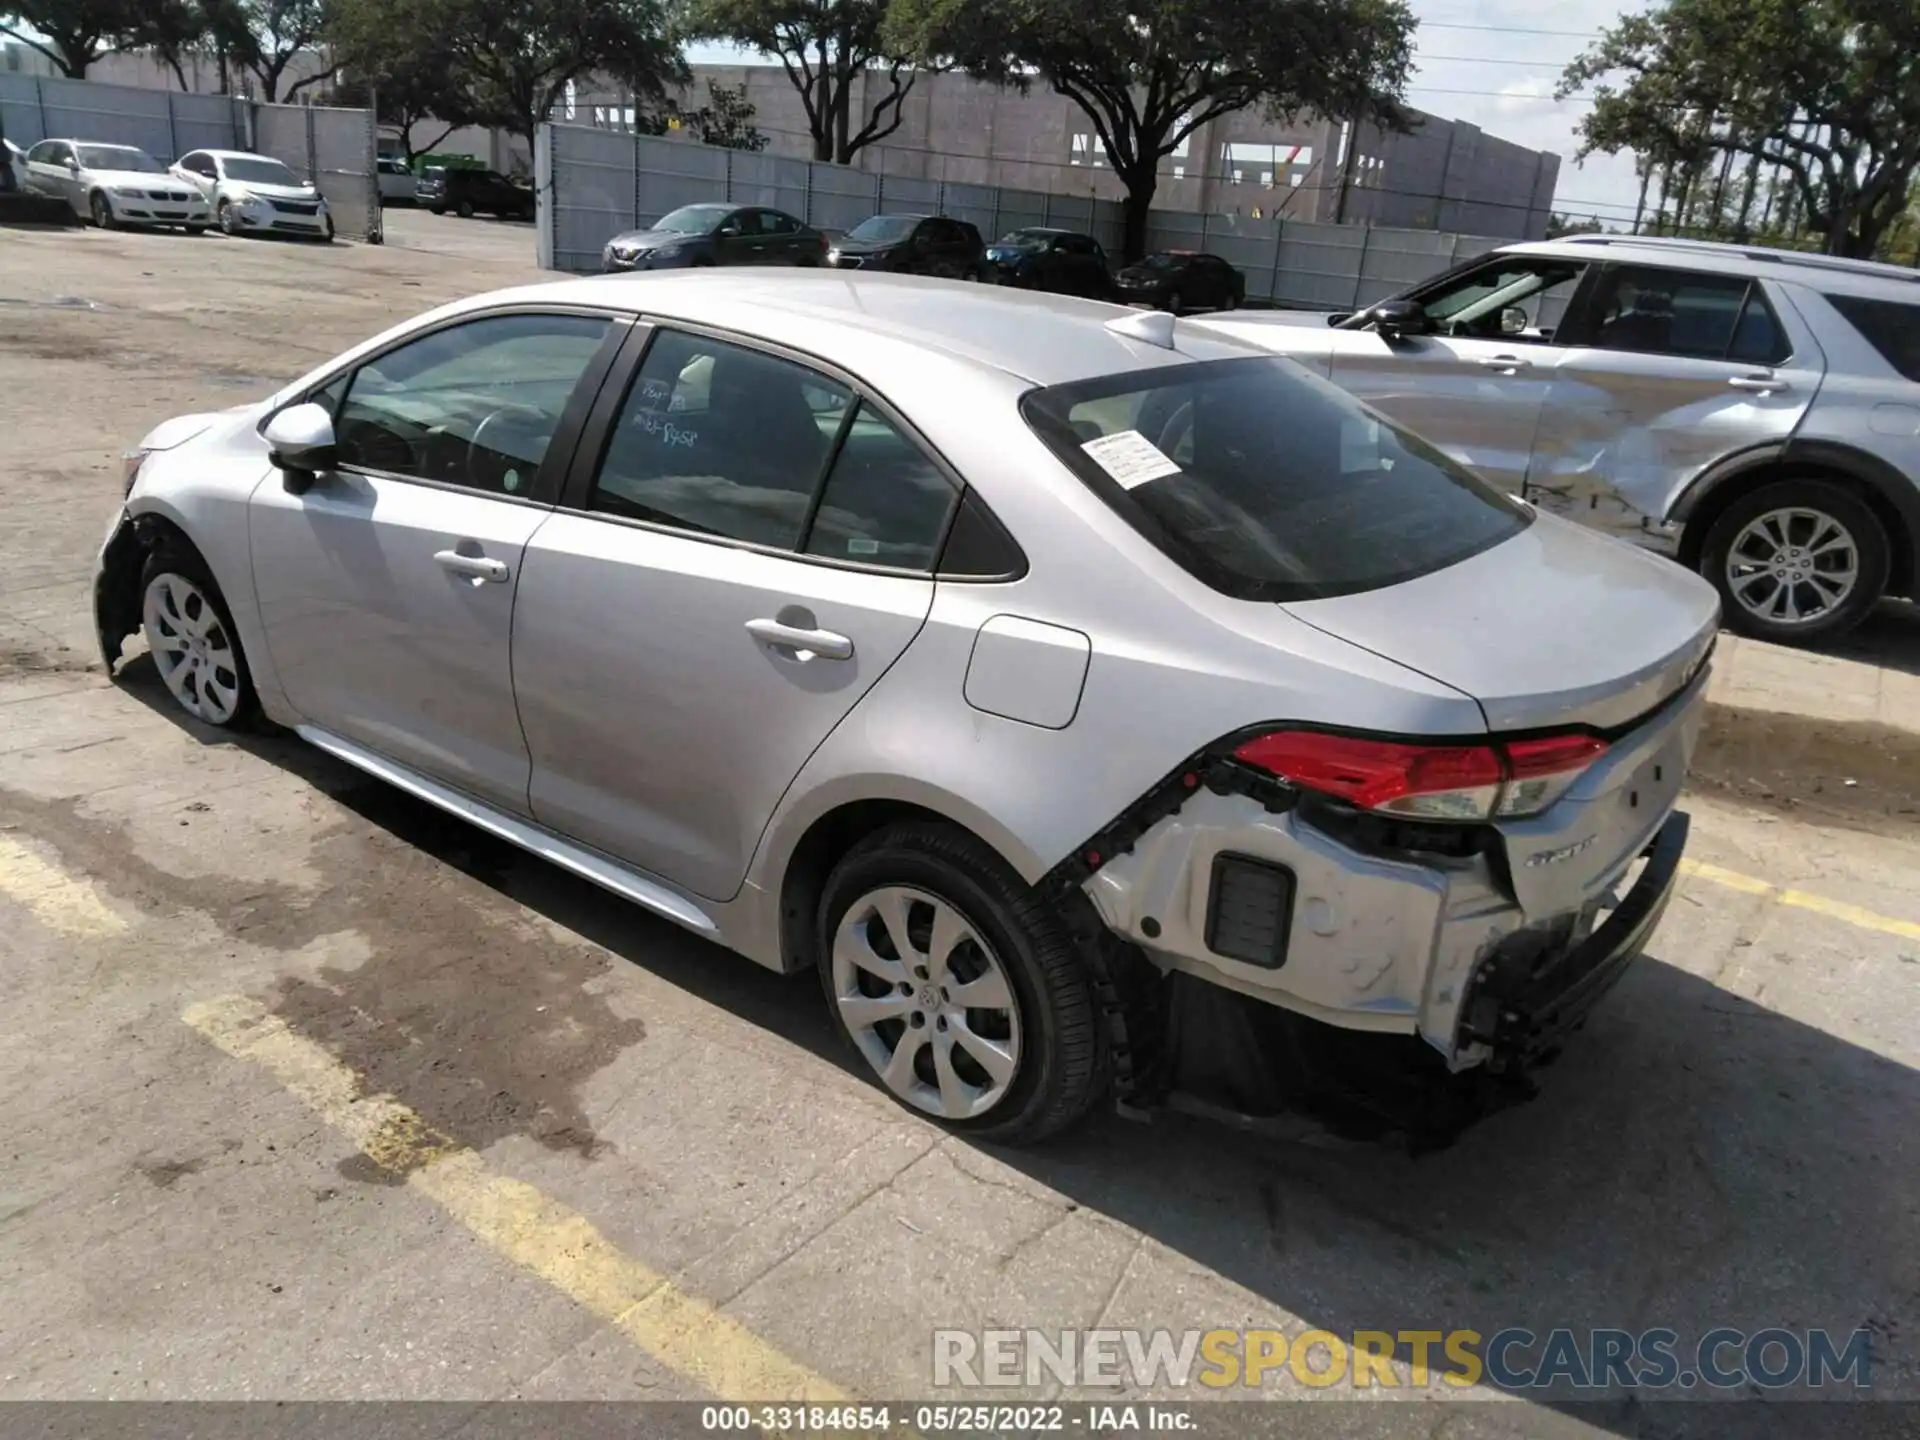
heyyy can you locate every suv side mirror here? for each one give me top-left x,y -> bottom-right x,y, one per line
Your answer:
264,403 -> 338,494
1362,298 -> 1429,339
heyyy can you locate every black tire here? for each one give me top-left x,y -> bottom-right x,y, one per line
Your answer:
1164,288 -> 1184,315
1700,478 -> 1891,644
816,821 -> 1106,1143
137,539 -> 262,730
184,224 -> 208,236
428,204 -> 447,215
218,199 -> 238,236
90,191 -> 114,229
455,198 -> 475,219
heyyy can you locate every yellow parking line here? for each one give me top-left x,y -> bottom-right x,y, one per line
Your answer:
1681,859 -> 1920,942
183,994 -> 847,1405
0,836 -> 127,937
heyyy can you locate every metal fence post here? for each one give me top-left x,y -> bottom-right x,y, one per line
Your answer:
1350,222 -> 1373,309
33,75 -> 46,140
1042,190 -> 1052,226
164,91 -> 178,162
304,103 -> 317,185
631,130 -> 642,230
1269,219 -> 1285,303
364,91 -> 382,244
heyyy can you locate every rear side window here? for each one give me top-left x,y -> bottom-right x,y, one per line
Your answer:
805,404 -> 958,569
591,330 -> 850,549
1021,357 -> 1530,602
1587,266 -> 1788,363
1825,293 -> 1920,381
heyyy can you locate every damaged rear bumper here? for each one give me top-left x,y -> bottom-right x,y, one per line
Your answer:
1462,810 -> 1687,1066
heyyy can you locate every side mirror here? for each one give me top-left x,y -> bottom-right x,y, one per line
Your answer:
264,402 -> 337,494
1362,297 -> 1429,340
68,160 -> 81,174
717,223 -> 740,238
1499,304 -> 1529,336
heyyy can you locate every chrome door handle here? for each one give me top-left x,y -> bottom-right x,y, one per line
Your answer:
1476,354 -> 1532,371
746,617 -> 854,661
434,549 -> 510,583
1728,373 -> 1788,393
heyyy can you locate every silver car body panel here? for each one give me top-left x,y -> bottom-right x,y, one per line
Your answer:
107,271 -> 1719,1068
1525,279 -> 1827,544
513,513 -> 936,902
250,473 -> 548,815
1191,237 -> 1920,579
1284,508 -> 1720,733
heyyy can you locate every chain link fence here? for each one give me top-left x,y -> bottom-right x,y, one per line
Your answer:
0,73 -> 380,243
540,122 -> 1510,309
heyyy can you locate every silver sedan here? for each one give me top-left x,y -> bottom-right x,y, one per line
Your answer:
94,274 -> 1718,1146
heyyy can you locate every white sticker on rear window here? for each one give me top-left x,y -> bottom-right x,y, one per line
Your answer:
1079,429 -> 1181,489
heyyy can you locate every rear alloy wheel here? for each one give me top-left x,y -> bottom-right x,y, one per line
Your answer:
139,545 -> 259,728
1702,479 -> 1890,643
90,191 -> 114,229
817,823 -> 1104,1143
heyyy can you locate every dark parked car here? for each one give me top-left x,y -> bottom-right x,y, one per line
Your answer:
983,227 -> 1112,297
602,203 -> 827,272
418,166 -> 533,220
1112,250 -> 1246,312
825,214 -> 986,278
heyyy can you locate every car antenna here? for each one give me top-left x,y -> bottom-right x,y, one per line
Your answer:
1104,309 -> 1177,350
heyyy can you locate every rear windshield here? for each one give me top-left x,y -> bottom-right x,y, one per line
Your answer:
1826,293 -> 1920,381
1020,357 -> 1531,602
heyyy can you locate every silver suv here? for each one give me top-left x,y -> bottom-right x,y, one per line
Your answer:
1194,235 -> 1920,643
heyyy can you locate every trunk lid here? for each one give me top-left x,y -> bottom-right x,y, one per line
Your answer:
1283,510 -> 1720,734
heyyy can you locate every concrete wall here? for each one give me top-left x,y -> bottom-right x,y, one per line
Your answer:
647,65 -> 1558,240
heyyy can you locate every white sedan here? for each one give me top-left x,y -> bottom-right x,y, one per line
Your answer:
22,139 -> 210,231
170,148 -> 333,241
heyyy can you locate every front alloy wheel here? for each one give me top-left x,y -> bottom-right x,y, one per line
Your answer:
143,572 -> 243,723
90,192 -> 114,229
831,886 -> 1023,1120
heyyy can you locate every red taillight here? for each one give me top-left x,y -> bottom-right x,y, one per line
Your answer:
1233,728 -> 1608,821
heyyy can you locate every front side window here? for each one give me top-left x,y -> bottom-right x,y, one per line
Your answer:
590,331 -> 851,549
332,312 -> 610,495
1022,357 -> 1530,602
1823,293 -> 1920,381
27,141 -> 61,165
1588,265 -> 1784,362
1405,257 -> 1586,341
759,209 -> 798,234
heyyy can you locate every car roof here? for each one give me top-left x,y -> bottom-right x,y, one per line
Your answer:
1497,234 -> 1920,298
445,271 -> 1260,387
196,149 -> 281,160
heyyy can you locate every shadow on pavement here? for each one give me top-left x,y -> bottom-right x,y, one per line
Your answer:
112,657 -> 1916,1434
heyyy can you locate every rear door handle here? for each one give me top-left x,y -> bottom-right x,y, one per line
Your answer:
434,549 -> 510,583
1728,373 -> 1789,393
1476,354 -> 1532,371
746,617 -> 854,661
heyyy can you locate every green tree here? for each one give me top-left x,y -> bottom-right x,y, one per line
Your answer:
200,0 -> 337,101
684,0 -> 921,164
329,0 -> 479,161
1562,0 -> 1920,259
888,0 -> 1416,260
436,0 -> 685,155
0,0 -> 175,77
